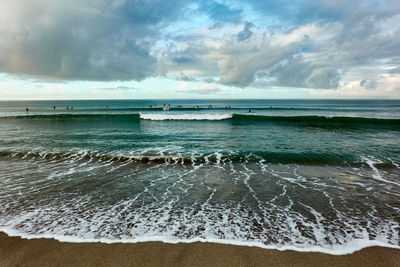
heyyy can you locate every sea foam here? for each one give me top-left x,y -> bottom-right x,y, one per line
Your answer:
139,113 -> 232,120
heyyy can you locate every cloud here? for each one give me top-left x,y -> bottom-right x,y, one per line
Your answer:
307,73 -> 400,98
176,72 -> 196,81
360,79 -> 377,89
262,53 -> 341,89
193,84 -> 221,94
237,22 -> 254,42
98,86 -> 137,91
199,1 -> 242,23
154,2 -> 400,89
0,0 -> 399,96
0,0 -> 188,81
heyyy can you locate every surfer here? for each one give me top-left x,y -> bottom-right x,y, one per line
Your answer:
25,107 -> 29,112
53,106 -> 56,110
248,109 -> 251,113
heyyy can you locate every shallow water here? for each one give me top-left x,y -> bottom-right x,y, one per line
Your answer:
0,100 -> 399,254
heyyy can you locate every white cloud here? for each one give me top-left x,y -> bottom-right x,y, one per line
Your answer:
194,84 -> 222,94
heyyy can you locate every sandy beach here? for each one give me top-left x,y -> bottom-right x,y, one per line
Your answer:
0,232 -> 398,267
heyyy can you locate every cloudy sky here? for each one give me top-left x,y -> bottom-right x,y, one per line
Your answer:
0,0 -> 399,99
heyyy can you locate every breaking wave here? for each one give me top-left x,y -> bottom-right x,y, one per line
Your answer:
1,149 -> 399,168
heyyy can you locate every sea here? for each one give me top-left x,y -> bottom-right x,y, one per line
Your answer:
0,99 -> 399,255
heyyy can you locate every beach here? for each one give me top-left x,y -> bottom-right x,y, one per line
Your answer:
1,232 -> 399,266
1,0 -> 400,263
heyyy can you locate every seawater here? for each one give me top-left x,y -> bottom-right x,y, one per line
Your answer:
0,99 -> 399,255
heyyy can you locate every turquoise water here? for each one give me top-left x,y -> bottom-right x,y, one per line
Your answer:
0,100 -> 399,254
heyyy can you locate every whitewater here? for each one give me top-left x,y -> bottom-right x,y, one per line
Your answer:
0,99 -> 399,255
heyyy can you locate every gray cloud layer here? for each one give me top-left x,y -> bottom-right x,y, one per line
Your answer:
0,0 -> 187,81
0,0 -> 399,91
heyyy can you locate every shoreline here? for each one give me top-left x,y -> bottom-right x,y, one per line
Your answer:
1,232 -> 399,266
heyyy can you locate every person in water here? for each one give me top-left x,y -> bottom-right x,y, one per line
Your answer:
248,109 -> 251,113
53,106 -> 56,110
26,107 -> 29,112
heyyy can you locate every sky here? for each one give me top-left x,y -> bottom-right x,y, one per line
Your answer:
0,0 -> 399,99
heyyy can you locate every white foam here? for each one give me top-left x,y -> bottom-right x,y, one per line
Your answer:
1,227 -> 399,256
362,157 -> 399,186
139,113 -> 232,121
1,155 -> 399,256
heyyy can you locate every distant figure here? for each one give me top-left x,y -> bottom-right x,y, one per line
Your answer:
106,105 -> 109,109
67,106 -> 69,110
53,106 -> 56,110
26,107 -> 29,112
248,109 -> 251,113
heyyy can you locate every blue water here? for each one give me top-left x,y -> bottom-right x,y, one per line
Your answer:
0,100 -> 399,254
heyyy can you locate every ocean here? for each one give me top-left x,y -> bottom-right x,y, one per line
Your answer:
0,99 -> 399,255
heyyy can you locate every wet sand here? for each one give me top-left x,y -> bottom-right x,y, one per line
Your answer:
0,232 -> 399,267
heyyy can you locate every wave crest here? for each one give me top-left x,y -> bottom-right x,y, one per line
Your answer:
139,113 -> 232,120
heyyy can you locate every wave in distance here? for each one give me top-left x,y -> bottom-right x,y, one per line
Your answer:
2,113 -> 399,130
